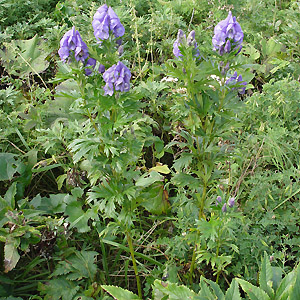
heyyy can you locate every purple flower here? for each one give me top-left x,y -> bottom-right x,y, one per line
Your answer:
173,29 -> 200,58
103,61 -> 131,96
226,71 -> 247,94
92,4 -> 125,41
216,196 -> 222,206
212,11 -> 243,55
84,58 -> 105,76
222,203 -> 227,212
58,26 -> 89,63
228,197 -> 235,208
173,29 -> 186,58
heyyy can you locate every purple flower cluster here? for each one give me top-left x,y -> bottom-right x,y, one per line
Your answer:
103,61 -> 131,96
92,4 -> 125,41
212,11 -> 244,55
226,71 -> 247,94
173,29 -> 200,58
58,27 -> 89,63
215,196 -> 235,212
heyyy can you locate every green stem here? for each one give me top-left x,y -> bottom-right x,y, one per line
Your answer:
189,183 -> 207,285
189,244 -> 197,285
126,231 -> 142,299
78,77 -> 100,136
215,228 -> 221,283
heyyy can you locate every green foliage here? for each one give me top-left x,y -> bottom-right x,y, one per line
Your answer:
2,0 -> 300,298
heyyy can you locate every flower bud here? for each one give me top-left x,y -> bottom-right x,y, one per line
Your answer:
222,203 -> 227,212
216,196 -> 222,206
187,30 -> 196,46
228,197 -> 235,208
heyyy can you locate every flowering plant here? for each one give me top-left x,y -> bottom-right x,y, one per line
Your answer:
212,11 -> 244,55
58,26 -> 89,63
92,4 -> 125,41
103,61 -> 131,96
173,29 -> 200,58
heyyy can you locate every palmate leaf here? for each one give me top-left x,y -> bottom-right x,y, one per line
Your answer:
101,285 -> 140,300
0,35 -> 50,78
52,250 -> 98,281
39,278 -> 80,300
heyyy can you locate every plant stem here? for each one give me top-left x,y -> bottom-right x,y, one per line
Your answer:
126,231 -> 142,299
189,244 -> 197,285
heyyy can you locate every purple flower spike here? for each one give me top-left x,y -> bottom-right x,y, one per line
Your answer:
228,197 -> 235,208
173,29 -> 186,58
173,29 -> 200,58
222,203 -> 227,212
226,71 -> 247,94
212,11 -> 243,55
93,4 -> 125,41
103,61 -> 131,96
216,196 -> 222,206
58,26 -> 89,63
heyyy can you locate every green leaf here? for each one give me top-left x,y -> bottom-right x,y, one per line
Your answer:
136,171 -> 163,188
138,182 -> 169,215
0,153 -> 19,181
259,252 -> 274,298
101,285 -> 140,300
153,279 -> 197,299
275,271 -> 295,300
236,278 -> 270,300
197,279 -> 216,300
225,279 -> 242,300
149,165 -> 171,174
271,267 -> 282,292
202,277 -> 225,300
65,201 -> 90,233
4,239 -> 20,273
4,182 -> 17,209
0,35 -> 50,77
38,278 -> 80,300
289,264 -> 300,300
173,153 -> 193,172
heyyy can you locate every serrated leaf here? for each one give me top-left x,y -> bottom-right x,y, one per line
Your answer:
289,264 -> 300,300
225,279 -> 242,300
275,270 -> 295,300
38,278 -> 80,300
173,153 -> 193,172
259,252 -> 274,298
4,239 -> 20,272
198,279 -> 216,300
236,278 -> 270,300
0,153 -> 19,181
101,285 -> 140,300
202,277 -> 225,300
4,182 -> 17,209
